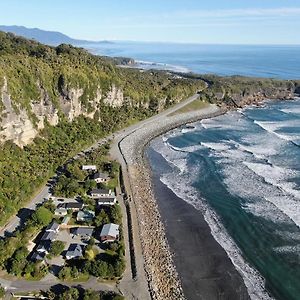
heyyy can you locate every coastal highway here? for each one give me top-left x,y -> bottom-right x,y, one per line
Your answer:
1,91 -> 203,238
0,185 -> 51,238
0,91 -> 209,298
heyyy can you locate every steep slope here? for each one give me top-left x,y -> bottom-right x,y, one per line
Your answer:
0,31 -> 204,222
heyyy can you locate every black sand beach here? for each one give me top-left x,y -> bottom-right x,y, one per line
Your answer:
147,147 -> 250,300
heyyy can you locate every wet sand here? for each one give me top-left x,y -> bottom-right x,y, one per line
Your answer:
147,148 -> 250,300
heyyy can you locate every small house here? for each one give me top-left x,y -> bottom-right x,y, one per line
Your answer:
82,165 -> 97,171
40,231 -> 57,241
100,223 -> 119,243
31,251 -> 46,261
45,222 -> 59,233
90,188 -> 112,198
72,227 -> 94,239
54,208 -> 68,216
63,202 -> 84,212
36,241 -> 51,254
77,210 -> 95,222
65,244 -> 83,260
97,196 -> 117,206
93,172 -> 110,183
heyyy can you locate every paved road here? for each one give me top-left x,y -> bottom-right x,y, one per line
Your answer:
0,186 -> 51,237
0,91 -> 205,298
1,274 -> 119,294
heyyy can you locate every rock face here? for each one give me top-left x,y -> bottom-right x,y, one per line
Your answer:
0,78 -> 38,147
211,83 -> 296,109
0,77 -> 125,147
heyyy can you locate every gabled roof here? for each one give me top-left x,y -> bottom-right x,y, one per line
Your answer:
41,231 -> 57,241
64,202 -> 84,209
100,223 -> 119,238
45,221 -> 59,232
97,197 -> 116,204
90,188 -> 111,195
82,165 -> 97,170
77,210 -> 95,221
31,251 -> 46,261
93,172 -> 109,179
73,227 -> 94,236
36,241 -> 51,253
65,244 -> 82,259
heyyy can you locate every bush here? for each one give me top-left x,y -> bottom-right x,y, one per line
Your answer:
31,206 -> 53,227
49,241 -> 65,257
0,284 -> 5,299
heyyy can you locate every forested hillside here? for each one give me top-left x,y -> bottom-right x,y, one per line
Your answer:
0,31 -> 204,223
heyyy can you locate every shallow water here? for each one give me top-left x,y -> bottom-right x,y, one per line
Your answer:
148,99 -> 300,300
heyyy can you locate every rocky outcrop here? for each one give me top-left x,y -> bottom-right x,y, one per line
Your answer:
0,78 -> 126,146
211,86 -> 295,109
0,78 -> 38,147
103,84 -> 124,107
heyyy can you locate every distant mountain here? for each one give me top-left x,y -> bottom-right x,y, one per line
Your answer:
0,25 -> 112,46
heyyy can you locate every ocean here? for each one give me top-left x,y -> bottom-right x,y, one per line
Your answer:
88,42 -> 300,299
147,99 -> 300,300
84,42 -> 300,79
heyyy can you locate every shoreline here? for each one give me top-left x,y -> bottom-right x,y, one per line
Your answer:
114,95 -> 298,299
146,147 -> 250,299
114,104 -> 227,299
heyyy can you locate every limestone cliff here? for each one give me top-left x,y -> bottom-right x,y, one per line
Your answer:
0,77 -> 127,147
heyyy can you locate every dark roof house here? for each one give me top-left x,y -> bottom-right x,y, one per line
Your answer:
63,202 -> 84,211
65,244 -> 83,260
97,196 -> 117,206
72,227 -> 94,238
93,172 -> 109,183
45,222 -> 59,232
31,251 -> 46,261
36,241 -> 51,253
41,231 -> 57,241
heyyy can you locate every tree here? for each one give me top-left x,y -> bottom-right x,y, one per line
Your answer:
90,260 -> 108,277
95,209 -> 109,227
8,247 -> 29,275
58,287 -> 79,300
114,257 -> 125,277
58,266 -> 71,280
31,206 -> 53,227
49,241 -> 65,257
0,284 -> 5,299
83,289 -> 100,300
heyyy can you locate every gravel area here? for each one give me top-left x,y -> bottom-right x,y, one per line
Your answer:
116,104 -> 224,299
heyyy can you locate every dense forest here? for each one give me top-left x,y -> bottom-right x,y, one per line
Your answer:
0,31 -> 204,224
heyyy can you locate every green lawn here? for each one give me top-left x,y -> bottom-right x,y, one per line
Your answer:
169,99 -> 209,116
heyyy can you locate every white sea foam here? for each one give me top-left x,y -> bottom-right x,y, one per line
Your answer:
243,162 -> 300,202
201,142 -> 231,151
254,120 -> 300,143
280,106 -> 300,115
135,59 -> 190,73
243,201 -> 289,223
264,196 -> 300,228
274,245 -> 300,254
159,171 -> 273,300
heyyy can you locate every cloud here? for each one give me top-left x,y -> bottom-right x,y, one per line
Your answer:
170,7 -> 300,19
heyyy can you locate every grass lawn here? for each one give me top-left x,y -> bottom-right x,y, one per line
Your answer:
169,99 -> 209,116
64,272 -> 90,282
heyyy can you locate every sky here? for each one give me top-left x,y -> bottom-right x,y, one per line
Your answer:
1,0 -> 300,44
